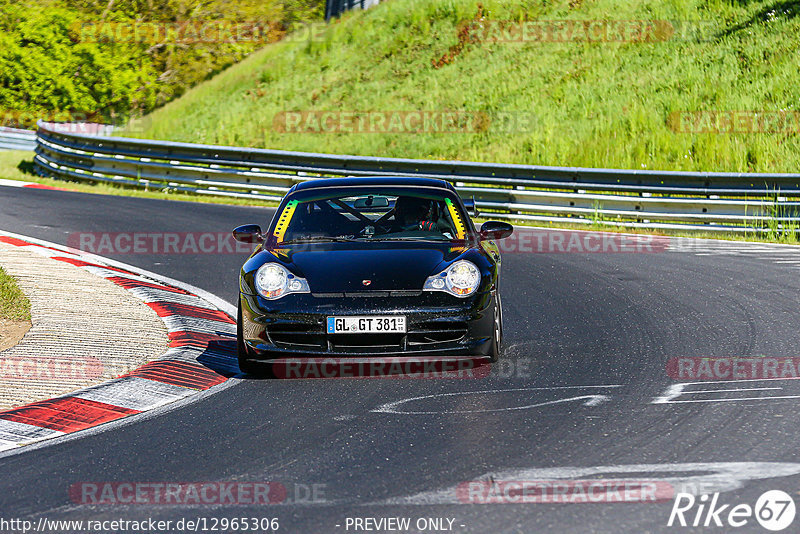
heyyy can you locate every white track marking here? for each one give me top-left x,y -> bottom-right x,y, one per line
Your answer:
0,419 -> 65,442
74,377 -> 197,411
0,179 -> 36,188
659,395 -> 800,404
127,286 -> 217,309
684,387 -> 782,394
154,347 -> 206,362
381,462 -> 800,505
79,266 -> 160,284
161,315 -> 236,335
372,386 -> 620,415
653,379 -> 800,404
582,395 -> 611,406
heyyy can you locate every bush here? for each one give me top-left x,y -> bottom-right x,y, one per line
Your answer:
0,0 -> 324,127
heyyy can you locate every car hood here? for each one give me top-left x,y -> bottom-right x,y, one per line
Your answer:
271,241 -> 469,292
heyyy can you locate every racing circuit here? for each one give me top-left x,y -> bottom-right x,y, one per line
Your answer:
2,184 -> 800,533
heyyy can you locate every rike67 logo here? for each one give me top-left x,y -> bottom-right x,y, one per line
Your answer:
668,490 -> 796,531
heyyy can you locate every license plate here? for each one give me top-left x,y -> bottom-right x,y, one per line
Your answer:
327,316 -> 406,334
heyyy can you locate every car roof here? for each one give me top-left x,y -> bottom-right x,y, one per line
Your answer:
291,176 -> 454,192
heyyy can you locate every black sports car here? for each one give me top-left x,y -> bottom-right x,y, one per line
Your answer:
232,176 -> 513,374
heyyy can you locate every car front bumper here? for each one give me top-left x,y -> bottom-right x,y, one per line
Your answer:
239,291 -> 495,361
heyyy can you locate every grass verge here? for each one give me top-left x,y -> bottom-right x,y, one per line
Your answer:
0,266 -> 30,322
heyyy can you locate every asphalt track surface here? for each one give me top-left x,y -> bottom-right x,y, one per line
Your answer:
2,186 -> 800,533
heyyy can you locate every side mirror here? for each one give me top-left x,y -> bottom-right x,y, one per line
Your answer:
463,196 -> 478,217
480,221 -> 513,241
232,224 -> 264,243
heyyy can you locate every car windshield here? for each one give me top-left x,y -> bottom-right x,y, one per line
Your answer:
272,188 -> 470,244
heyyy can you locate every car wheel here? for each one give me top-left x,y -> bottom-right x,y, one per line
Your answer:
489,294 -> 502,363
237,301 -> 261,376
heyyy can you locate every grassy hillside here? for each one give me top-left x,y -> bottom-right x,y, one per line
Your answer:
129,0 -> 800,173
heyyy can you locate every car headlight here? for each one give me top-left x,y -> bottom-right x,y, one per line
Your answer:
255,263 -> 310,300
423,260 -> 481,297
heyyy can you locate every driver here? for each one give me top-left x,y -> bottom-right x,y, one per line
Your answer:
391,196 -> 437,231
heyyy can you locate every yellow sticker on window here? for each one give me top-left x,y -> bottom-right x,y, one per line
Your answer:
273,200 -> 298,242
445,198 -> 466,239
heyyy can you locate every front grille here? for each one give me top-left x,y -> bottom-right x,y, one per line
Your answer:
330,333 -> 404,349
267,322 -> 325,348
312,291 -> 423,298
264,318 -> 468,352
408,320 -> 468,345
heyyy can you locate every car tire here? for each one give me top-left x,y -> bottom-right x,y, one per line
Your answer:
237,301 -> 262,376
489,294 -> 502,363
497,293 -> 504,345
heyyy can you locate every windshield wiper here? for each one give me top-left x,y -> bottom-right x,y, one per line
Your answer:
369,236 -> 453,242
281,236 -> 359,244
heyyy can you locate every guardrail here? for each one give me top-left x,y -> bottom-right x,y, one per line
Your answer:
0,127 -> 36,151
325,0 -> 382,20
2,124 -> 114,151
33,121 -> 800,233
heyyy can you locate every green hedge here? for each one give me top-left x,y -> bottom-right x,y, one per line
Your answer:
0,0 -> 324,127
